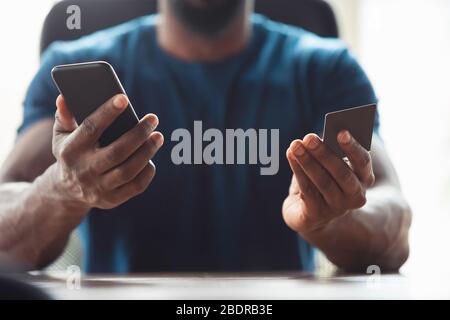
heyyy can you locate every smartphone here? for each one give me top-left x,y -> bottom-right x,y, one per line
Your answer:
51,61 -> 139,146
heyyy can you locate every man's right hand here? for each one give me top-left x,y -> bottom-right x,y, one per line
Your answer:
51,94 -> 163,211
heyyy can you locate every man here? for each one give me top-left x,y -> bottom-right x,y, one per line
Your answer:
0,0 -> 411,272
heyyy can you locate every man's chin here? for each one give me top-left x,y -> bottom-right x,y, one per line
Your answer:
168,0 -> 245,37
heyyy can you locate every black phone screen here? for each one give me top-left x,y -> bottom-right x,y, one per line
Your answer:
51,61 -> 139,146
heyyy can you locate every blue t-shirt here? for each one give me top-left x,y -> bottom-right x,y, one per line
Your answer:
20,15 -> 378,273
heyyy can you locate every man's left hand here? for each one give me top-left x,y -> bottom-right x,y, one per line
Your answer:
283,131 -> 375,235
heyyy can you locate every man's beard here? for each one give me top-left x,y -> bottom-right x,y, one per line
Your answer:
167,0 -> 245,37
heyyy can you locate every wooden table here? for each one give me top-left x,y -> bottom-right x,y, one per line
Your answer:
21,271 -> 450,300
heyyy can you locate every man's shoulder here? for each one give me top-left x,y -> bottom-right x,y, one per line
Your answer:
41,14 -> 157,64
253,14 -> 350,66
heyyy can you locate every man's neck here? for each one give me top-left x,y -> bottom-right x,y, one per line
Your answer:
156,5 -> 252,63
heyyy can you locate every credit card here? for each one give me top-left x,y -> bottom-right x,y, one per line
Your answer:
323,104 -> 377,158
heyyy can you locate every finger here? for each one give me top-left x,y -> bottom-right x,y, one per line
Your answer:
94,114 -> 160,172
70,94 -> 128,147
286,141 -> 322,205
288,175 -> 300,195
293,139 -> 345,209
303,133 -> 363,196
337,130 -> 375,187
54,95 -> 77,133
108,162 -> 156,206
99,132 -> 164,189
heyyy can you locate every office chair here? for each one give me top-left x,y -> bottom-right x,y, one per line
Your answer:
40,0 -> 339,55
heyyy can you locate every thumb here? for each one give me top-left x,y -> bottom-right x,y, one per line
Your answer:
54,95 -> 77,133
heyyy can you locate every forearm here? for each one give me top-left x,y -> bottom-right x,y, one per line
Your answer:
301,183 -> 412,272
0,164 -> 89,269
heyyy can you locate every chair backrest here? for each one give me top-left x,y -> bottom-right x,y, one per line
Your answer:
40,0 -> 338,55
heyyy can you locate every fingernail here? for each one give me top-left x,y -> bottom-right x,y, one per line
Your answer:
152,134 -> 163,148
145,118 -> 154,131
294,141 -> 305,156
305,135 -> 320,150
146,115 -> 158,131
339,131 -> 351,144
113,95 -> 127,109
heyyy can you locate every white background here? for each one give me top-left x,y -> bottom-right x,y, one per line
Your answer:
0,0 -> 449,277
331,0 -> 450,276
0,0 -> 56,161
